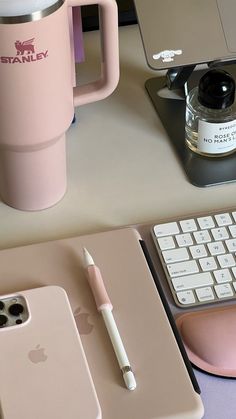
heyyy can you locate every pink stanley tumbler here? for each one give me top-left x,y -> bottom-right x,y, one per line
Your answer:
0,0 -> 119,210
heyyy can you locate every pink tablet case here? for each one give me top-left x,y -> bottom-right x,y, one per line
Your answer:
0,227 -> 203,419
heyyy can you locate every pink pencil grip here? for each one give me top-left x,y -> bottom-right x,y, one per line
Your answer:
87,265 -> 113,311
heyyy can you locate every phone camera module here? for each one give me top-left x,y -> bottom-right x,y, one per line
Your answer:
0,314 -> 8,327
0,301 -> 4,311
8,303 -> 24,316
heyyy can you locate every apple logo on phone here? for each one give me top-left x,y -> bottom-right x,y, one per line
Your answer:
28,344 -> 48,363
74,307 -> 94,335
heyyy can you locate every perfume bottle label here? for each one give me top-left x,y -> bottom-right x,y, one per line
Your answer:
198,120 -> 236,154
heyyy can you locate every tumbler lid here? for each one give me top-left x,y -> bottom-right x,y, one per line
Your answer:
0,0 -> 59,17
198,69 -> 235,109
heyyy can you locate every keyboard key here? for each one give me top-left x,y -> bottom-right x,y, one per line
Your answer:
193,230 -> 211,244
229,224 -> 236,238
180,219 -> 197,232
207,241 -> 225,256
171,272 -> 213,291
175,233 -> 193,247
197,216 -> 215,229
167,260 -> 199,278
211,227 -> 229,241
215,213 -> 232,226
157,236 -> 175,251
154,222 -> 179,237
199,257 -> 217,271
177,290 -> 196,305
232,212 -> 236,222
196,287 -> 215,302
225,238 -> 236,253
217,253 -> 235,268
162,248 -> 189,263
214,269 -> 232,283
214,283 -> 234,299
189,244 -> 207,259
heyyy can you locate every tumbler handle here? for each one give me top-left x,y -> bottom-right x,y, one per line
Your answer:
67,0 -> 119,106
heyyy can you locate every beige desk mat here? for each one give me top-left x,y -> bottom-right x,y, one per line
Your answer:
0,227 -> 203,419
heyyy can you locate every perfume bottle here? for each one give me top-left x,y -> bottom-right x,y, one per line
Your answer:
185,69 -> 236,157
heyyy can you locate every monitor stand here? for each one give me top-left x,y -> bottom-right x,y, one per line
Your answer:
145,64 -> 236,187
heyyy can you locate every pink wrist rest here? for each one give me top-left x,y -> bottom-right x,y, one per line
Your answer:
87,265 -> 113,311
176,304 -> 236,378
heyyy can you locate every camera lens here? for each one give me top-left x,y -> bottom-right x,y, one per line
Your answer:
8,303 -> 24,316
0,301 -> 4,310
0,314 -> 8,327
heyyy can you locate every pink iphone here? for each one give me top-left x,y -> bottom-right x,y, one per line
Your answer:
0,285 -> 101,419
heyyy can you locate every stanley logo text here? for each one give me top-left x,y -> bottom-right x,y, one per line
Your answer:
0,38 -> 48,64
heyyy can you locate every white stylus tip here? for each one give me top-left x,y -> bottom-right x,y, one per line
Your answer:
83,247 -> 95,267
123,371 -> 137,391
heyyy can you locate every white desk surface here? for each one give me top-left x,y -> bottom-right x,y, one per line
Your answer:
1,25 -> 236,250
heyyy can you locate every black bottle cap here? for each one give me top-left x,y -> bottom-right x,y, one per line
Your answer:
198,69 -> 235,109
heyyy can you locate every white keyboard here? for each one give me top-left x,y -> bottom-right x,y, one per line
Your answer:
152,210 -> 236,307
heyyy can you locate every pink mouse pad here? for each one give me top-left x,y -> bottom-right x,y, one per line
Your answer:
176,304 -> 236,378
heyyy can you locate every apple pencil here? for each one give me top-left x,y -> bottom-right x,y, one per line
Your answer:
83,247 -> 136,391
